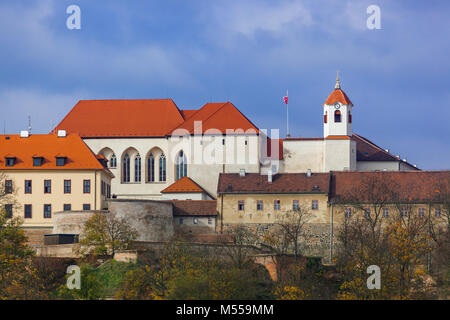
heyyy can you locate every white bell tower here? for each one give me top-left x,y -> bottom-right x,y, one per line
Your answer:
323,73 -> 353,137
322,73 -> 357,172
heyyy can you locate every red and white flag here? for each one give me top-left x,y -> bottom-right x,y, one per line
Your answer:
283,90 -> 288,104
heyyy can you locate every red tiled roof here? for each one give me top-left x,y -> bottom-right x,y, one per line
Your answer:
173,102 -> 259,135
171,200 -> 217,216
52,99 -> 185,137
0,134 -> 108,171
161,176 -> 208,194
52,100 -> 259,137
352,134 -> 418,169
324,88 -> 353,105
331,171 -> 450,202
218,173 -> 330,194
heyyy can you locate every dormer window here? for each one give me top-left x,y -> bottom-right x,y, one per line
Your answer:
56,157 -> 66,166
5,157 -> 15,167
33,157 -> 43,167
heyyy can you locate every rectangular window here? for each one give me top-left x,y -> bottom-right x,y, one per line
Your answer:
257,200 -> 263,211
401,207 -> 408,217
208,217 -> 212,225
293,200 -> 300,211
5,204 -> 13,218
44,204 -> 51,219
24,204 -> 32,219
44,180 -> 51,194
56,157 -> 66,166
101,181 -> 105,195
64,180 -> 71,194
274,200 -> 281,210
84,180 -> 91,194
345,207 -> 352,218
25,180 -> 32,194
5,157 -> 15,167
238,200 -> 245,211
435,208 -> 441,217
364,207 -> 371,218
107,184 -> 111,199
5,180 -> 12,194
418,207 -> 425,218
193,218 -> 198,225
179,218 -> 183,225
63,204 -> 72,211
83,204 -> 91,211
312,200 -> 319,210
383,207 -> 389,217
33,157 -> 43,167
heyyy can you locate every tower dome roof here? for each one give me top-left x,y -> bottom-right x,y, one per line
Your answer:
324,74 -> 353,106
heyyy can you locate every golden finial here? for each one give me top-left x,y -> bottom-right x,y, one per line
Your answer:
335,70 -> 340,89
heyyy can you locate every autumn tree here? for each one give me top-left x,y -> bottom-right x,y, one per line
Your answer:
77,212 -> 138,258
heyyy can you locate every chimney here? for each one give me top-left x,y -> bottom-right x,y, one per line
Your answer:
306,169 -> 312,177
20,130 -> 29,138
57,130 -> 67,137
268,169 -> 272,183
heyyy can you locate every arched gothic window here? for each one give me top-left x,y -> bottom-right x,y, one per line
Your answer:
134,154 -> 141,182
159,153 -> 166,182
147,153 -> 155,182
175,151 -> 187,181
110,154 -> 117,168
123,154 -> 130,182
334,110 -> 341,123
348,111 -> 352,123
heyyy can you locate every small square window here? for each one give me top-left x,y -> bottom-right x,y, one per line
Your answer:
257,200 -> 263,211
238,200 -> 245,211
208,217 -> 212,225
435,208 -> 441,217
401,207 -> 408,217
418,207 -> 425,218
383,207 -> 389,217
193,218 -> 198,225
274,200 -> 281,210
83,204 -> 91,211
179,218 -> 183,225
364,208 -> 371,218
345,207 -> 352,218
33,157 -> 43,167
5,157 -> 15,167
293,200 -> 300,211
56,157 -> 66,166
44,204 -> 51,219
312,200 -> 319,210
63,204 -> 71,211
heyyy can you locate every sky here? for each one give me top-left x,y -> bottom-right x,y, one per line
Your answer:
0,0 -> 449,170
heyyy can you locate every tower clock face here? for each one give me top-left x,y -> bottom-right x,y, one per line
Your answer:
334,103 -> 340,109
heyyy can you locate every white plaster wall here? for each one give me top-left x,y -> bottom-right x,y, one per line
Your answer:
281,140 -> 324,173
323,139 -> 354,171
162,192 -> 211,200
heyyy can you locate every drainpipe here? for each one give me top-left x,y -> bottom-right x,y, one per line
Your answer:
329,201 -> 334,264
220,194 -> 224,233
94,171 -> 97,210
427,203 -> 431,273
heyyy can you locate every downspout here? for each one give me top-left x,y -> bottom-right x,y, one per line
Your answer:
94,171 -> 97,210
427,203 -> 431,273
329,201 -> 333,264
220,193 -> 224,233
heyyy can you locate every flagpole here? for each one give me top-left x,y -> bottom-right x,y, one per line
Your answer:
286,90 -> 290,138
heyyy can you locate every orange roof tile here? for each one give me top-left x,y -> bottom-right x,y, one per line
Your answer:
161,176 -> 210,194
180,110 -> 197,120
0,134 -> 109,171
171,200 -> 217,216
52,99 -> 185,137
324,88 -> 353,105
173,102 -> 259,135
